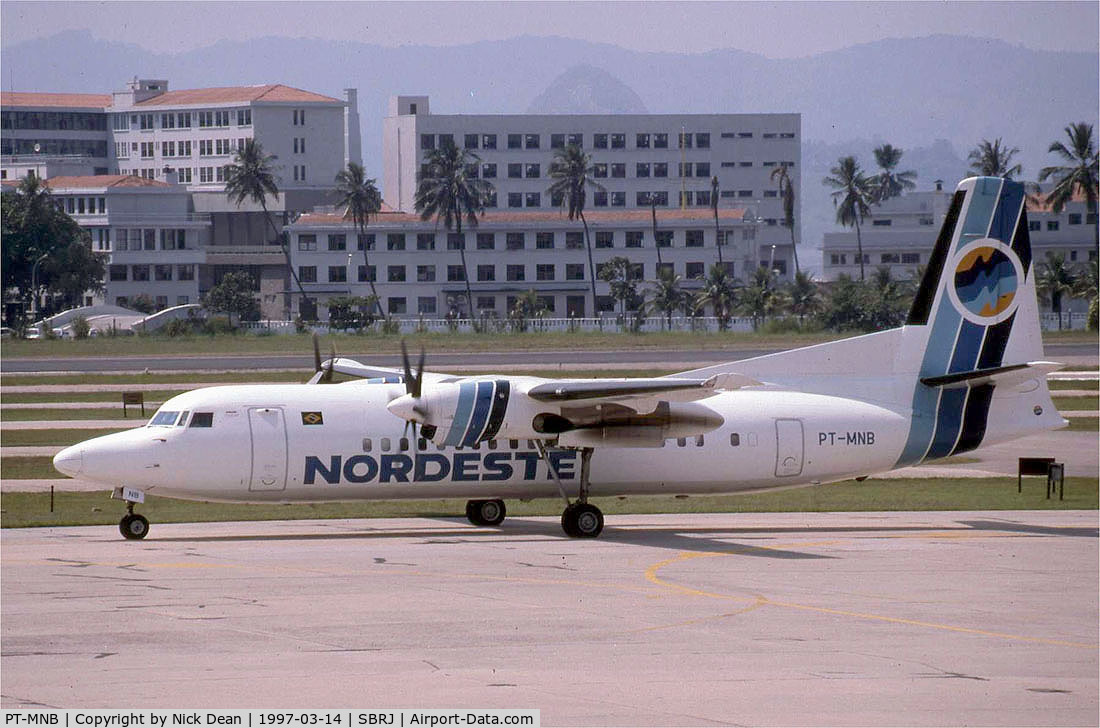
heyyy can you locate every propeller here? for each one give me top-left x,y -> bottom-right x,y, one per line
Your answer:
398,340 -> 434,440
308,333 -> 336,384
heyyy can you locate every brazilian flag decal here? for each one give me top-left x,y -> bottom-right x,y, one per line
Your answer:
301,411 -> 324,426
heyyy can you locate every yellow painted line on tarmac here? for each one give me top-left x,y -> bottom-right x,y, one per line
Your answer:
644,547 -> 1099,650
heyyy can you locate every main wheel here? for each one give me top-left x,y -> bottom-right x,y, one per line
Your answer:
466,499 -> 506,526
119,513 -> 150,540
561,503 -> 603,538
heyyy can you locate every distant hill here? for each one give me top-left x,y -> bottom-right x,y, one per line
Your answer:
3,30 -> 1096,271
527,65 -> 647,114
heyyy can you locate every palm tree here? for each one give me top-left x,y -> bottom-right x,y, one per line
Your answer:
770,165 -> 800,275
647,269 -> 686,330
695,263 -> 738,331
967,138 -> 1023,179
650,199 -> 664,269
870,144 -> 917,203
414,140 -> 493,325
1039,122 -> 1099,259
786,270 -> 822,327
738,266 -> 783,331
547,144 -> 605,319
225,139 -> 305,319
597,255 -> 638,326
1036,252 -> 1077,330
334,162 -> 385,323
823,156 -> 873,281
709,175 -> 724,266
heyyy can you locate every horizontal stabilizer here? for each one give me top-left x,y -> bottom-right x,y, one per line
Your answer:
920,361 -> 1064,389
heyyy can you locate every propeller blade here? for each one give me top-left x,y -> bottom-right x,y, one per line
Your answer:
401,340 -> 413,391
322,344 -> 336,384
414,347 -> 426,398
312,333 -> 322,374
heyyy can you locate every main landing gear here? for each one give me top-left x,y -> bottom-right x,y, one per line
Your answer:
119,501 -> 150,540
537,443 -> 603,538
465,498 -> 507,526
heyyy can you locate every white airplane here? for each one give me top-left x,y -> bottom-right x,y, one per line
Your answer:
54,177 -> 1066,540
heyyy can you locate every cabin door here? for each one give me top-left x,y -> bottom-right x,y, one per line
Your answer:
248,407 -> 288,491
774,418 -> 804,477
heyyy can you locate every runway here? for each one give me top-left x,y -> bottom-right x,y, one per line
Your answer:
2,511 -> 1096,725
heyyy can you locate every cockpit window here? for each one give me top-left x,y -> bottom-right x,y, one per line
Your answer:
149,410 -> 179,426
189,412 -> 214,428
175,411 -> 190,426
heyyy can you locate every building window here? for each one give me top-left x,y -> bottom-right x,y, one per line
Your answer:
420,134 -> 435,150
566,232 -> 584,249
327,234 -> 346,251
140,142 -> 155,159
300,266 -> 318,282
536,232 -> 554,249
358,233 -> 375,250
237,109 -> 251,126
482,163 -> 497,179
508,163 -> 522,179
611,163 -> 625,178
685,262 -> 705,279
1047,220 -> 1059,231
536,264 -> 555,281
525,134 -> 540,149
387,265 -> 406,282
476,296 -> 496,310
507,133 -> 522,149
593,191 -> 608,207
881,253 -> 900,264
329,266 -> 348,283
477,264 -> 495,282
696,133 -> 710,148
177,264 -> 195,281
636,162 -> 650,178
416,233 -> 435,251
902,253 -> 920,264
611,191 -> 625,207
636,133 -> 650,148
656,231 -> 673,248
1029,220 -> 1041,232
566,263 -> 585,281
595,232 -> 613,248
506,264 -> 525,282
388,298 -> 406,315
358,265 -> 375,282
447,232 -> 465,250
438,133 -> 454,148
610,133 -> 625,149
109,265 -> 127,281
738,190 -> 753,198
679,162 -> 693,178
696,162 -> 710,177
872,219 -> 892,227
417,265 -> 436,282
298,234 -> 317,251
482,134 -> 497,149
696,190 -> 711,207
447,265 -> 466,282
678,132 -> 693,149
593,163 -> 608,178
387,233 -> 406,251
464,133 -> 478,149
653,163 -> 668,178
507,193 -> 522,208
551,133 -> 565,149
418,297 -> 437,314
139,114 -> 154,130
526,163 -> 540,178
625,231 -> 643,248
685,230 -> 704,247
567,132 -> 583,146
506,233 -> 524,250
525,192 -> 541,207
593,133 -> 608,149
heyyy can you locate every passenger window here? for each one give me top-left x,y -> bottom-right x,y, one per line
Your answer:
695,435 -> 705,447
150,410 -> 179,426
509,439 -> 519,450
677,437 -> 687,447
381,437 -> 391,452
730,433 -> 740,447
399,437 -> 409,452
487,440 -> 497,450
362,438 -> 372,452
526,440 -> 536,449
189,412 -> 213,428
417,438 -> 427,451
176,411 -> 190,427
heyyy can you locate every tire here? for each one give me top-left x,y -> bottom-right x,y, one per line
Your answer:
563,503 -> 603,538
477,499 -> 506,526
465,500 -> 482,525
119,513 -> 149,540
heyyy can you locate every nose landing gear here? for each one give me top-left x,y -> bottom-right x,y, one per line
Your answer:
113,487 -> 149,540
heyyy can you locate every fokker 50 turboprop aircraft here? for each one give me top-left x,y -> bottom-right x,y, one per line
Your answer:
54,177 -> 1066,540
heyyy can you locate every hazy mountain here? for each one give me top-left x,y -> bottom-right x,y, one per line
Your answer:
3,30 -> 1096,269
527,65 -> 647,114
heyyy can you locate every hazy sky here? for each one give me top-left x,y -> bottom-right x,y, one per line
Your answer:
3,1 -> 1098,57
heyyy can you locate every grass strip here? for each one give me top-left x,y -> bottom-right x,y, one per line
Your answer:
1049,380 -> 1099,391
2,477 -> 1095,529
1,391 -> 184,404
1,429 -> 130,447
1066,418 -> 1099,431
1,456 -> 71,479
1052,396 -> 1099,411
1,407 -> 144,422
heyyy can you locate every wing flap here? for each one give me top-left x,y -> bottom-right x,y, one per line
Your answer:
526,372 -> 759,404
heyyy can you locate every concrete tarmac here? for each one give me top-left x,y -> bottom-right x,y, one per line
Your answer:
2,511 -> 1096,725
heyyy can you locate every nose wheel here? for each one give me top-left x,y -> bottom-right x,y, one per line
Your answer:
118,499 -> 149,540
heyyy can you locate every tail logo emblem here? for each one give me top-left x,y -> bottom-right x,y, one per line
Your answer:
947,239 -> 1024,325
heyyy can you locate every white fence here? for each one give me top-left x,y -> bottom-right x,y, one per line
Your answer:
1039,312 -> 1090,331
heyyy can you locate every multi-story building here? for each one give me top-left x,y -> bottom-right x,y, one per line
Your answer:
820,182 -> 1097,316
286,207 -> 755,320
383,96 -> 800,281
3,79 -> 361,318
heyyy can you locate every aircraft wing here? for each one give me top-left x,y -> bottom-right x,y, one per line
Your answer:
525,372 -> 760,406
310,357 -> 458,385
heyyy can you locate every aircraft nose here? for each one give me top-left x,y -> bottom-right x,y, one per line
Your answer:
53,445 -> 83,477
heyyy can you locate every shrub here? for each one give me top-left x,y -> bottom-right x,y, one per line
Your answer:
70,315 -> 91,339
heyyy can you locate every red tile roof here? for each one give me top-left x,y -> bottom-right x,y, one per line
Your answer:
43,175 -> 171,190
1026,190 -> 1089,213
298,207 -> 746,226
1,92 -> 112,109
134,85 -> 341,106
